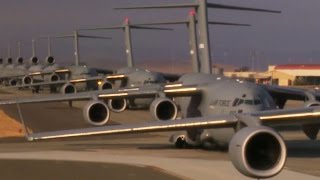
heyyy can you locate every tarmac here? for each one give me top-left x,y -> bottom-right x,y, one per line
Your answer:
0,88 -> 320,180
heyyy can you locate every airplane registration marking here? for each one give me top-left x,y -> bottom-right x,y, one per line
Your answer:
70,79 -> 87,83
165,84 -> 183,88
164,87 -> 197,93
260,111 -> 320,120
29,120 -> 228,141
99,93 -> 128,97
107,75 -> 126,79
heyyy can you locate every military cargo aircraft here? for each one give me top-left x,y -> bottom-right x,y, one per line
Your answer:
3,31 -> 113,94
2,1 -> 320,179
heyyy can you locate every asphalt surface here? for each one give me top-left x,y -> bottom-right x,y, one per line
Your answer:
0,89 -> 320,179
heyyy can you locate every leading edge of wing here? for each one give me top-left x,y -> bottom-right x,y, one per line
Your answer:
251,106 -> 320,126
27,115 -> 237,141
0,84 -> 201,105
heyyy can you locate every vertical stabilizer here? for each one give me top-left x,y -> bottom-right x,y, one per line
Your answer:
124,18 -> 134,67
74,31 -> 80,66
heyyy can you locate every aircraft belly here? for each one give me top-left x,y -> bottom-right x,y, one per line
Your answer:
128,97 -> 154,109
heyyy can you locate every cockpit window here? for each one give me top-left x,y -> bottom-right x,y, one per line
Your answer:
233,98 -> 262,106
237,99 -> 244,106
254,99 -> 262,105
144,80 -> 159,84
244,100 -> 254,105
232,98 -> 239,107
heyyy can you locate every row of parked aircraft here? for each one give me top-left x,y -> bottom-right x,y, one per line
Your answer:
1,0 -> 320,179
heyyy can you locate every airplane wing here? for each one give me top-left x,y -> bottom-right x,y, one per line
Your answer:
26,106 -> 320,141
27,114 -> 237,140
260,85 -> 320,108
0,84 -> 201,105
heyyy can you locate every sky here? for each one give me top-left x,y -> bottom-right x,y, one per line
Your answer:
0,0 -> 320,72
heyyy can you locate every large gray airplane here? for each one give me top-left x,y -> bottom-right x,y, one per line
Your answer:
3,31 -> 114,94
0,42 -> 29,85
2,1 -> 320,179
12,15 -> 250,112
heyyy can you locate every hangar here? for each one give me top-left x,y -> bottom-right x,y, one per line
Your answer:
223,64 -> 320,86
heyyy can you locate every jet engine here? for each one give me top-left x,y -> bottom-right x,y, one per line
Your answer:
9,79 -> 18,86
17,57 -> 24,64
83,100 -> 110,126
22,75 -> 33,85
99,81 -> 113,90
229,126 -> 286,179
107,99 -> 127,113
150,97 -> 178,121
50,73 -> 60,82
60,83 -> 77,94
305,101 -> 320,107
30,56 -> 39,65
46,56 -> 55,65
7,57 -> 13,64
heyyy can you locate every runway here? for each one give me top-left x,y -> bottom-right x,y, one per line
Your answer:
0,89 -> 320,179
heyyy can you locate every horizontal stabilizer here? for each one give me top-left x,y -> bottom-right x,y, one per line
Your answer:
78,35 -> 112,39
79,26 -> 124,31
130,25 -> 173,31
115,3 -> 198,10
207,3 -> 281,13
134,21 -> 188,26
208,21 -> 251,26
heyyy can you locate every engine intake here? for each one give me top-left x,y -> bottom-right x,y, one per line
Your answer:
229,126 -> 286,179
108,99 -> 127,113
9,79 -> 18,86
7,58 -> 13,64
50,73 -> 60,82
150,97 -> 178,121
17,57 -> 24,64
305,101 -> 320,107
99,81 -> 113,90
60,83 -> 77,94
22,75 -> 33,85
46,56 -> 55,65
30,56 -> 39,65
83,100 -> 110,126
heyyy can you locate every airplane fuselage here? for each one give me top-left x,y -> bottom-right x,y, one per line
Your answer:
175,73 -> 277,147
115,67 -> 167,108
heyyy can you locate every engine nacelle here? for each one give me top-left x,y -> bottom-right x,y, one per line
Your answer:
60,83 -> 77,94
229,126 -> 286,179
29,56 -> 39,65
17,57 -> 24,64
22,75 -> 33,85
98,81 -> 113,90
305,101 -> 320,107
7,57 -> 13,64
9,79 -> 18,86
50,73 -> 60,82
83,100 -> 110,126
46,56 -> 55,65
150,97 -> 178,121
108,99 -> 127,113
